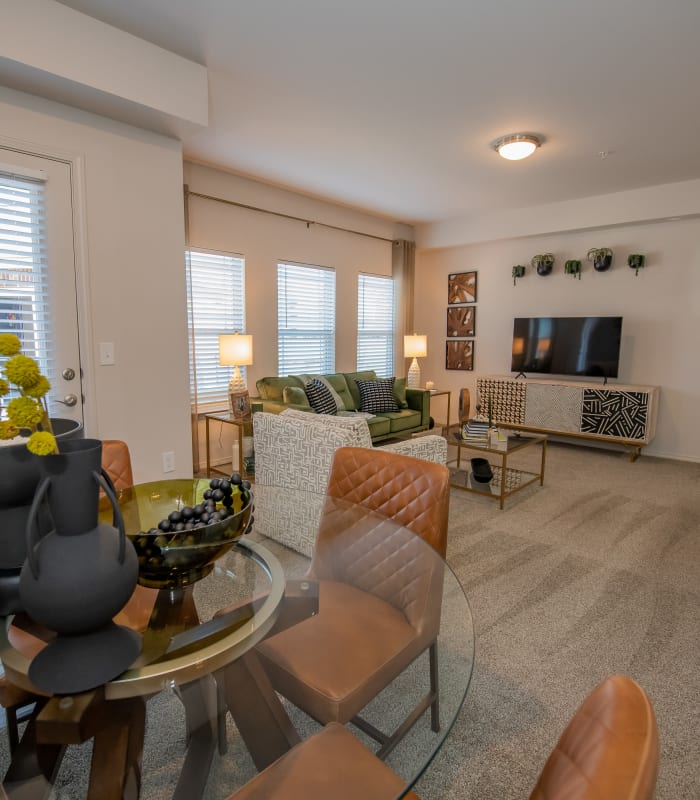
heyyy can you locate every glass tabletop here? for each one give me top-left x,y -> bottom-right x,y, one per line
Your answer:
0,480 -> 475,800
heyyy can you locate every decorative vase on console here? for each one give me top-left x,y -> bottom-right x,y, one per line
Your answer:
19,438 -> 141,695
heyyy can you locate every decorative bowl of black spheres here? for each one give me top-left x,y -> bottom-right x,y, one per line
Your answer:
113,474 -> 254,589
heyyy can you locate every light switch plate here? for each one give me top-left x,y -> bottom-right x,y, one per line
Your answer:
99,342 -> 115,365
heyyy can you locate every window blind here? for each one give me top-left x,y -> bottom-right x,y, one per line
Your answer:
357,273 -> 394,376
277,262 -> 335,375
186,249 -> 245,406
0,171 -> 52,407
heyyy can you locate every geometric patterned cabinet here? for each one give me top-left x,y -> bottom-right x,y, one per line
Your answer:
476,375 -> 659,461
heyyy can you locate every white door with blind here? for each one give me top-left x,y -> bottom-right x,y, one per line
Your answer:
0,148 -> 84,429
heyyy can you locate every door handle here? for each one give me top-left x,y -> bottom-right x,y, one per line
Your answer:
62,368 -> 76,381
55,394 -> 78,407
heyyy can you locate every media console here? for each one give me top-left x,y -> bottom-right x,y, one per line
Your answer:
476,375 -> 659,461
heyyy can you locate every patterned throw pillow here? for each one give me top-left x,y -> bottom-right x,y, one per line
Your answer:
305,378 -> 337,415
355,378 -> 399,413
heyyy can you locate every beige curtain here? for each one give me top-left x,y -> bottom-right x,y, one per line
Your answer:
392,239 -> 416,377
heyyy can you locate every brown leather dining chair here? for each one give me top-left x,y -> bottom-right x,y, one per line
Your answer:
528,674 -> 659,800
252,445 -> 450,760
221,673 -> 658,800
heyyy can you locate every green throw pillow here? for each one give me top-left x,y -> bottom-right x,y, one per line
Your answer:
283,386 -> 310,407
393,377 -> 408,408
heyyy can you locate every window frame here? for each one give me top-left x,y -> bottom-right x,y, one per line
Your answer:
356,272 -> 395,377
185,247 -> 246,410
277,260 -> 336,376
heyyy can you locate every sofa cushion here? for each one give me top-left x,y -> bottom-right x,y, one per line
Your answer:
393,377 -> 409,409
299,374 -> 350,411
356,378 -> 399,414
365,415 -> 391,439
283,386 -> 311,407
305,378 -> 338,415
257,375 -> 304,401
344,370 -> 378,409
383,409 -> 423,433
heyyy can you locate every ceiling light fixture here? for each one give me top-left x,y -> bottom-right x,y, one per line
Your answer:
494,134 -> 541,161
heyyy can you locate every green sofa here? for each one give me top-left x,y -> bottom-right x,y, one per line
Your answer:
255,371 -> 431,443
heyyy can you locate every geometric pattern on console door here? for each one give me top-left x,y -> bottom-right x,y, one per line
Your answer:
476,377 -> 525,425
581,390 -> 649,440
524,383 -> 582,433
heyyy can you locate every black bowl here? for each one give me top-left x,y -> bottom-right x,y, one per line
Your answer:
470,458 -> 493,483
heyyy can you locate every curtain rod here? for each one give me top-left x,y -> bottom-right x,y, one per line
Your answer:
184,187 -> 395,244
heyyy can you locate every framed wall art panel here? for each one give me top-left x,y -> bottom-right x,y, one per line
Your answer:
447,305 -> 475,338
446,340 -> 474,371
447,271 -> 477,304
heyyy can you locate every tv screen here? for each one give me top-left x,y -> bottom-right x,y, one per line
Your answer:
511,316 -> 623,379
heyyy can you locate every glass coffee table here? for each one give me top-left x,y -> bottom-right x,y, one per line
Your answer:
449,431 -> 547,509
0,484 -> 475,800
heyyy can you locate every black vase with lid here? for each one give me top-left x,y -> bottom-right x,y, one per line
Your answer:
19,438 -> 140,694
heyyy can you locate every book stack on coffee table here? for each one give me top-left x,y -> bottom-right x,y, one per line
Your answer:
459,418 -> 489,445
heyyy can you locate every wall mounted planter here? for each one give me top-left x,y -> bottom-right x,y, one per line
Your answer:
587,247 -> 613,272
512,265 -> 526,285
564,259 -> 582,280
628,254 -> 646,276
531,253 -> 555,276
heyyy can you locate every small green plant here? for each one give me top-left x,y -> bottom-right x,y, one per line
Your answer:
628,253 -> 646,276
587,247 -> 613,272
564,259 -> 582,280
512,265 -> 526,285
531,253 -> 555,276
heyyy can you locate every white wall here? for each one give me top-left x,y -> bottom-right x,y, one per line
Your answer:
415,217 -> 700,461
184,162 -> 413,467
0,86 -> 192,482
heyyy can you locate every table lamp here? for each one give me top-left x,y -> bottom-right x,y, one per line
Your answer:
404,334 -> 427,389
219,333 -> 254,416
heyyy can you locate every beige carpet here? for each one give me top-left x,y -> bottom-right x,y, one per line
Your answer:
1,440 -> 699,798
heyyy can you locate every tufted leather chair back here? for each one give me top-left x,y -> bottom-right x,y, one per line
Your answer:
529,674 -> 659,800
320,445 -> 449,555
101,439 -> 134,492
308,447 -> 449,631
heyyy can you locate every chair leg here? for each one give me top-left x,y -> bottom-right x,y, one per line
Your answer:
6,707 -> 20,754
353,641 -> 441,760
215,670 -> 228,755
429,641 -> 440,733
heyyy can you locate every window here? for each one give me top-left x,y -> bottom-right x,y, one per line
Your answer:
357,273 -> 394,376
277,261 -> 335,375
0,170 -> 51,400
186,249 -> 245,406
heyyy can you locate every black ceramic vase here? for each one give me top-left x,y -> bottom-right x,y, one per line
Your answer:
0,418 -> 83,616
19,438 -> 141,694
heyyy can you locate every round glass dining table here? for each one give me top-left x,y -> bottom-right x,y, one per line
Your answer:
0,479 -> 475,800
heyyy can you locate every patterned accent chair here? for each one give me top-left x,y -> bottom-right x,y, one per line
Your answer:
252,410 -> 447,556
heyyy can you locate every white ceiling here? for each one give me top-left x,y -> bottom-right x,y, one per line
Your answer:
50,1 -> 700,224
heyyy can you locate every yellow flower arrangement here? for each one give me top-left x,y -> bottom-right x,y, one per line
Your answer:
0,333 -> 57,455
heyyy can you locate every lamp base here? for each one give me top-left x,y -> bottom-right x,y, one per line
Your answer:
407,358 -> 421,389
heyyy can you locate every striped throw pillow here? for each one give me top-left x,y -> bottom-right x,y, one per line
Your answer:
305,378 -> 337,415
355,378 -> 399,413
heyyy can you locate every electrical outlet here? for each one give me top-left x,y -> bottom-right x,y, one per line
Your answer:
162,451 -> 175,473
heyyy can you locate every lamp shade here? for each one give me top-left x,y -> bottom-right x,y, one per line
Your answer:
219,333 -> 253,366
404,334 -> 427,359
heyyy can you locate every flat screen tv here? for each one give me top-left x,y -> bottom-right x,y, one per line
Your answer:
511,316 -> 623,379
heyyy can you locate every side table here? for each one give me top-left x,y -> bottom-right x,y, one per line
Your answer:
449,431 -> 547,509
204,412 -> 254,479
427,389 -> 451,437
